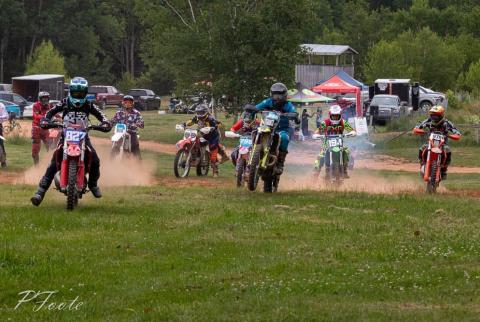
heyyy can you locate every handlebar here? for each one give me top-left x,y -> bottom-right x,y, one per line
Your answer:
40,122 -> 111,132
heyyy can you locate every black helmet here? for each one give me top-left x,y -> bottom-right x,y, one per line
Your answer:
242,104 -> 257,125
195,104 -> 209,119
270,82 -> 288,104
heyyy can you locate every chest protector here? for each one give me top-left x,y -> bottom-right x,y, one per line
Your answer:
323,119 -> 345,135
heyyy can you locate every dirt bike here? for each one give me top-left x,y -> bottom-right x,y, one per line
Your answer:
44,120 -> 110,210
173,124 -> 212,178
413,128 -> 460,193
312,132 -> 355,185
247,111 -> 298,193
225,131 -> 253,187
110,123 -> 132,159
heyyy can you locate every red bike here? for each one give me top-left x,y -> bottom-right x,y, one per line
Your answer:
173,124 -> 211,178
413,128 -> 460,193
46,121 -> 109,210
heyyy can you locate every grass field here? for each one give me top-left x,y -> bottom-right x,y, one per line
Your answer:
1,110 -> 479,321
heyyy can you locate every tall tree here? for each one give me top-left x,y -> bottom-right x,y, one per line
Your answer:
25,40 -> 67,76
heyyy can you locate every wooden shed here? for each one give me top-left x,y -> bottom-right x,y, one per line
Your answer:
296,44 -> 358,88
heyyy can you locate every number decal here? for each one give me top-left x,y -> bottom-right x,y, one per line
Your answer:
65,130 -> 85,142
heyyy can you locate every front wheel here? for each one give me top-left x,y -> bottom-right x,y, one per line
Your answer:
426,163 -> 438,194
66,161 -> 78,210
248,146 -> 262,191
236,158 -> 246,187
174,149 -> 191,178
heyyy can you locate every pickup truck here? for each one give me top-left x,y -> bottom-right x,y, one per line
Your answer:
87,86 -> 124,109
127,89 -> 161,110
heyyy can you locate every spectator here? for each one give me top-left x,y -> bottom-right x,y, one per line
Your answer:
301,109 -> 312,137
0,102 -> 9,167
315,108 -> 322,128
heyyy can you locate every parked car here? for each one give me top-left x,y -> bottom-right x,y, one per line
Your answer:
23,100 -> 61,119
127,89 -> 161,110
86,85 -> 124,109
418,86 -> 447,111
0,84 -> 12,92
0,91 -> 33,118
367,94 -> 407,124
0,99 -> 21,116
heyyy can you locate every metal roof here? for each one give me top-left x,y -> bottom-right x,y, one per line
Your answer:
301,44 -> 358,56
12,74 -> 64,80
375,79 -> 411,83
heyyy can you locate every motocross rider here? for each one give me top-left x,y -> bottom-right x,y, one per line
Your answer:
30,77 -> 112,206
111,95 -> 144,157
229,104 -> 260,166
314,105 -> 356,178
184,104 -> 228,177
413,105 -> 461,180
31,91 -> 53,165
255,82 -> 297,175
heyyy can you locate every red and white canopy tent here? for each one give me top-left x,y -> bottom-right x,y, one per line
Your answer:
311,75 -> 363,116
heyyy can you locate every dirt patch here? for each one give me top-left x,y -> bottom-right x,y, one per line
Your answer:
91,137 -> 177,155
279,170 -> 426,195
14,145 -> 156,187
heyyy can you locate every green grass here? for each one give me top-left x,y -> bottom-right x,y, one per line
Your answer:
1,115 -> 479,320
1,182 -> 480,321
1,136 -> 33,172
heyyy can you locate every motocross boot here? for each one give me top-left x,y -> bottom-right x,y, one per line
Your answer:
30,177 -> 49,206
441,152 -> 452,180
343,165 -> 350,179
218,146 -> 229,164
274,151 -> 288,175
212,162 -> 219,178
90,186 -> 102,198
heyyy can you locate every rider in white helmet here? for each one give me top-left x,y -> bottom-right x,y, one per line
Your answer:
313,105 -> 356,178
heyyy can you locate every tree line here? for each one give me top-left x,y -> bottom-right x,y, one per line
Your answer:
1,0 -> 480,101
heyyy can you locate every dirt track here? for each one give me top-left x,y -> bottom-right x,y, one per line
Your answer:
1,122 -> 479,191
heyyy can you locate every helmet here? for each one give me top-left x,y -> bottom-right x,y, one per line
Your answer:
428,105 -> 445,125
68,77 -> 88,107
38,91 -> 50,105
122,95 -> 134,109
194,104 -> 209,120
329,105 -> 342,125
270,83 -> 288,105
242,104 -> 257,127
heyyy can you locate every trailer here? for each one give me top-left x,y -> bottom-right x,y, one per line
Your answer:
12,74 -> 65,101
373,79 -> 411,104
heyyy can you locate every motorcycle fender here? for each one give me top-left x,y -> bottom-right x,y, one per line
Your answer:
258,126 -> 271,133
423,151 -> 438,182
176,140 -> 190,151
111,133 -> 124,142
239,147 -> 249,155
60,159 -> 69,188
332,147 -> 341,153
67,144 -> 82,157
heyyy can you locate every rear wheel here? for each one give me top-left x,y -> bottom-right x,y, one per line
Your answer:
196,150 -> 210,176
248,146 -> 262,191
174,149 -> 191,178
236,158 -> 246,187
66,161 -> 78,210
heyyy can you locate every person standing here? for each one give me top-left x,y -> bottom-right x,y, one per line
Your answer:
301,109 -> 312,137
0,101 -> 8,167
315,108 -> 322,129
31,92 -> 52,165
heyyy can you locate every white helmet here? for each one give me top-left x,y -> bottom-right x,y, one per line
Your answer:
329,105 -> 342,125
